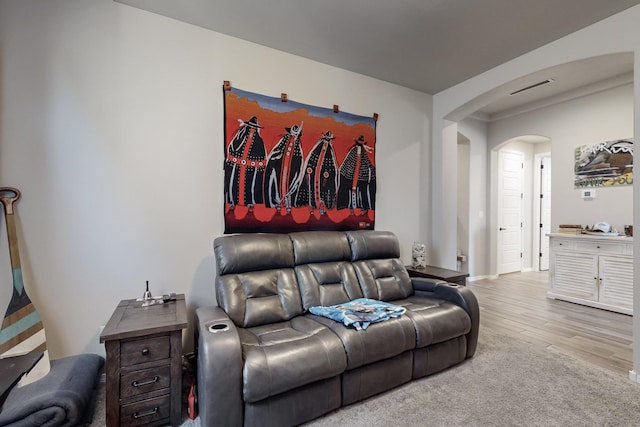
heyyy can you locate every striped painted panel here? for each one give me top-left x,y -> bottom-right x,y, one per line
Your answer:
1,186 -> 50,384
0,284 -> 50,386
1,273 -> 47,356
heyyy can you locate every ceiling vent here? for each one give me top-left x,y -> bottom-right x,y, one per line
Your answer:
510,79 -> 554,96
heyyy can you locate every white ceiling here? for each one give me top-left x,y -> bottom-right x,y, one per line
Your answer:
115,0 -> 638,118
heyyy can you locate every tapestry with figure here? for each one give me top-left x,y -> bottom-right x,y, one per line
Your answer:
223,86 -> 376,233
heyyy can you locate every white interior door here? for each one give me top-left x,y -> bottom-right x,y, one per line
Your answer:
498,150 -> 523,274
539,155 -> 551,270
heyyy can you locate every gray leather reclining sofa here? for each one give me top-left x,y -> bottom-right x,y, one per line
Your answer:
196,230 -> 479,427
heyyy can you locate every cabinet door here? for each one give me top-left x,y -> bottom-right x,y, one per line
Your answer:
550,251 -> 598,301
598,256 -> 633,311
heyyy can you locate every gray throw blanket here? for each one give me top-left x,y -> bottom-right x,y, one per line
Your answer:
0,354 -> 104,427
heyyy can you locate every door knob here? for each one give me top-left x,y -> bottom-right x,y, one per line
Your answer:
499,227 -> 506,231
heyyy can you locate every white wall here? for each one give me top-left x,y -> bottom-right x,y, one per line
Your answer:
432,6 -> 640,267
458,118 -> 489,279
489,84 -> 634,238
0,0 -> 431,358
456,136 -> 470,273
482,83 -> 632,279
432,5 -> 640,379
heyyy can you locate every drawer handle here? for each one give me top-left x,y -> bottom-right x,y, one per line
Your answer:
141,348 -> 150,356
132,407 -> 159,419
132,376 -> 160,387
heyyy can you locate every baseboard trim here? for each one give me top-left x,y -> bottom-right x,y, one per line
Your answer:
467,275 -> 496,282
629,370 -> 639,383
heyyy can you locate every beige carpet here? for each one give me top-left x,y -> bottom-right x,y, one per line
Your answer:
88,324 -> 640,426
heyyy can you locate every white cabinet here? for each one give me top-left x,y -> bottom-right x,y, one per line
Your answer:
548,234 -> 633,315
598,256 -> 633,311
551,251 -> 598,301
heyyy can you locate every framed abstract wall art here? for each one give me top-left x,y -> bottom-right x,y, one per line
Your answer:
574,138 -> 633,188
223,85 -> 377,233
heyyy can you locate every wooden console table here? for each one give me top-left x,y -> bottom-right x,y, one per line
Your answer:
406,265 -> 469,286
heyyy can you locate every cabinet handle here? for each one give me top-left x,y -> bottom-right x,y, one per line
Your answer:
132,375 -> 159,387
141,348 -> 149,356
132,407 -> 159,419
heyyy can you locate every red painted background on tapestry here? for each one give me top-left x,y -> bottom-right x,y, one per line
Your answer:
224,91 -> 376,233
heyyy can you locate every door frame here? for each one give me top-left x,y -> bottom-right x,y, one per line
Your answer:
497,149 -> 524,275
533,152 -> 551,271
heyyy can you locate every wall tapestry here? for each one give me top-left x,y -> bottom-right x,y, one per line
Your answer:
574,138 -> 633,188
223,86 -> 376,233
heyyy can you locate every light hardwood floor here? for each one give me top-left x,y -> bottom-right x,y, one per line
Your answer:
467,271 -> 633,376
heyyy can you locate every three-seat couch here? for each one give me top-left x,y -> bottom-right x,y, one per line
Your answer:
196,230 -> 479,427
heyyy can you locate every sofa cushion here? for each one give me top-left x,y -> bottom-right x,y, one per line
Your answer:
217,268 -> 303,328
238,317 -> 347,403
345,230 -> 415,301
290,231 -> 352,265
392,296 -> 472,347
352,258 -> 414,301
346,230 -> 400,261
214,233 -> 294,275
341,351 -> 413,406
306,313 -> 415,369
243,377 -> 342,427
295,262 -> 363,309
291,231 -> 364,310
413,336 -> 468,379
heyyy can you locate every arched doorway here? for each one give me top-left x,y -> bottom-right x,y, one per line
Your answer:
434,53 -> 633,279
494,136 -> 551,275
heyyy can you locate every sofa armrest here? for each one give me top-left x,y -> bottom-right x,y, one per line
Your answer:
411,277 -> 448,289
195,306 -> 243,427
411,277 -> 480,358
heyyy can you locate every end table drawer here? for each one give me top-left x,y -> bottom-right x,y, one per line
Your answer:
120,394 -> 170,426
120,365 -> 171,398
121,336 -> 170,366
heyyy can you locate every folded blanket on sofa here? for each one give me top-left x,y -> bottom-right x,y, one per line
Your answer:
0,353 -> 104,427
310,298 -> 406,331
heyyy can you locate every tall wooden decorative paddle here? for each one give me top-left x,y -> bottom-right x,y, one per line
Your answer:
0,187 -> 49,384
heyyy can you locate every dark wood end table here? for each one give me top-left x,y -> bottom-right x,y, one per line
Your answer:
100,294 -> 188,427
406,265 -> 469,286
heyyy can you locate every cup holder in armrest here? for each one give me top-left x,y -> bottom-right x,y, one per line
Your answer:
208,323 -> 230,333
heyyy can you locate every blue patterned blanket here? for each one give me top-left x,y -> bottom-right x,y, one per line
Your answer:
309,298 -> 406,331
